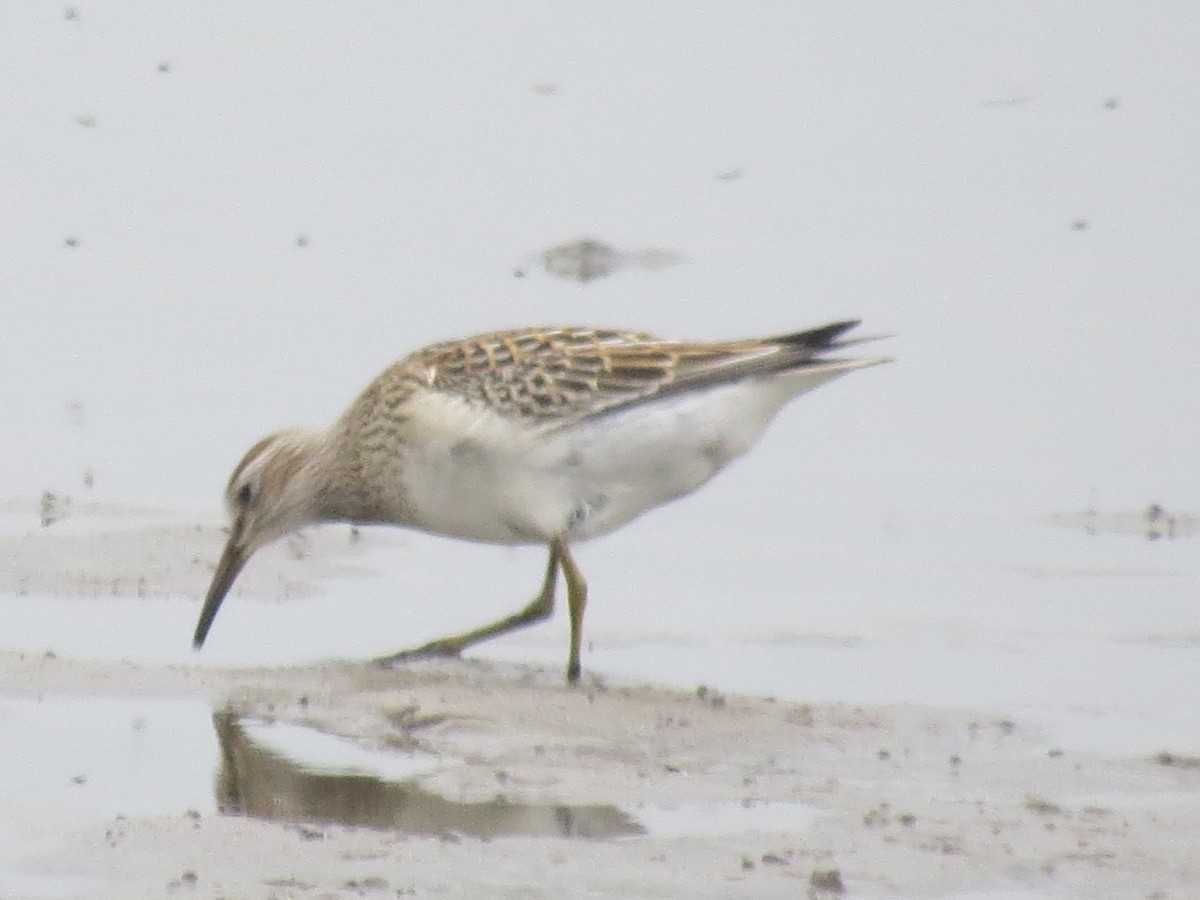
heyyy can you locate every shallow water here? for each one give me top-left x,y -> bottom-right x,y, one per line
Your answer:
0,1 -> 1197,894
2,499 -> 1197,759
5,688 -> 851,895
634,801 -> 816,838
5,500 -> 1196,894
0,696 -> 216,897
215,712 -> 643,838
0,696 -> 647,895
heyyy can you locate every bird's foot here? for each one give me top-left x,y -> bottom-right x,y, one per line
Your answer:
373,639 -> 463,669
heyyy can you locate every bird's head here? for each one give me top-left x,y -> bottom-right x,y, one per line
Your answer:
192,429 -> 321,649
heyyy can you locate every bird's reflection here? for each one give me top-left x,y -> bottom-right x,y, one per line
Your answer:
212,710 -> 644,839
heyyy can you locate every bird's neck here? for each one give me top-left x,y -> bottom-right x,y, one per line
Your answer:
310,425 -> 395,526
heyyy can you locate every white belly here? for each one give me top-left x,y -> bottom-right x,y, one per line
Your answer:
393,362 -> 854,549
396,369 -> 841,545
562,364 -> 860,539
553,383 -> 779,540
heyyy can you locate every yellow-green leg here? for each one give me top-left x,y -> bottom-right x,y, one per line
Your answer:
559,542 -> 588,685
374,542 -> 563,670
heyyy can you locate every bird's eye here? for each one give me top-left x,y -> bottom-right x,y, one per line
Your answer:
236,483 -> 254,507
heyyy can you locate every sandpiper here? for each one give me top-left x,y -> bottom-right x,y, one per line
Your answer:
193,320 -> 889,682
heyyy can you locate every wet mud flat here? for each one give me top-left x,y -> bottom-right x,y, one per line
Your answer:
3,651 -> 1198,899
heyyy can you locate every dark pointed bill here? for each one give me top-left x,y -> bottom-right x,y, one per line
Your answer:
193,532 -> 248,648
